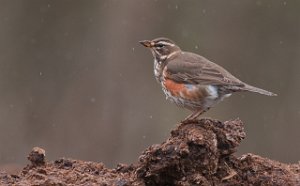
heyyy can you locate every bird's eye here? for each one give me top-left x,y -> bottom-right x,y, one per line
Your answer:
155,43 -> 165,48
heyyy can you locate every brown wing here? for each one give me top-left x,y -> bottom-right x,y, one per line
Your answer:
165,52 -> 244,87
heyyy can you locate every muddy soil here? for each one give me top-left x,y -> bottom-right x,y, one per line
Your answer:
0,118 -> 299,185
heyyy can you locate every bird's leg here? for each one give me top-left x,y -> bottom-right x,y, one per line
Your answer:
182,110 -> 199,121
192,108 -> 210,120
189,109 -> 205,120
181,108 -> 210,124
181,109 -> 204,124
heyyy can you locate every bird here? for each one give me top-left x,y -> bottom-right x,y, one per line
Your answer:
139,37 -> 277,123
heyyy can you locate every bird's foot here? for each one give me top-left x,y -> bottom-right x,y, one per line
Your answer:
180,118 -> 199,124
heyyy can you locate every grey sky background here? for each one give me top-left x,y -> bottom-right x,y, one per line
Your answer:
0,0 -> 299,168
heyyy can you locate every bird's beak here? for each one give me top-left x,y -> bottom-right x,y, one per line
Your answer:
139,40 -> 154,48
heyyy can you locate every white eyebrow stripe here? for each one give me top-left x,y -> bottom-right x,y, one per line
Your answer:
156,41 -> 175,46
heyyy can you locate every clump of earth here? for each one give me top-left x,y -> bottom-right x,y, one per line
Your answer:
1,119 -> 299,185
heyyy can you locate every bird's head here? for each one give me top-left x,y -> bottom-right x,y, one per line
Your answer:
139,37 -> 181,61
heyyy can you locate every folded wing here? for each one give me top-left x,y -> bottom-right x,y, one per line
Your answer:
165,52 -> 244,87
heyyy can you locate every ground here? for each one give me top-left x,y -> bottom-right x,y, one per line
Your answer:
0,118 -> 299,185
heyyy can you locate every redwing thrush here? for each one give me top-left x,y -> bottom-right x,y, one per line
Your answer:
139,37 -> 277,122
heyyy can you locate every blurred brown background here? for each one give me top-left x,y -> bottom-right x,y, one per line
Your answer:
0,0 -> 299,169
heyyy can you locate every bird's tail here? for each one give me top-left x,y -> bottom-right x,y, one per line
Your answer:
242,84 -> 277,96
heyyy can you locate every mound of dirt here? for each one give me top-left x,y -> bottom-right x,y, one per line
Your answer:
0,118 -> 299,185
